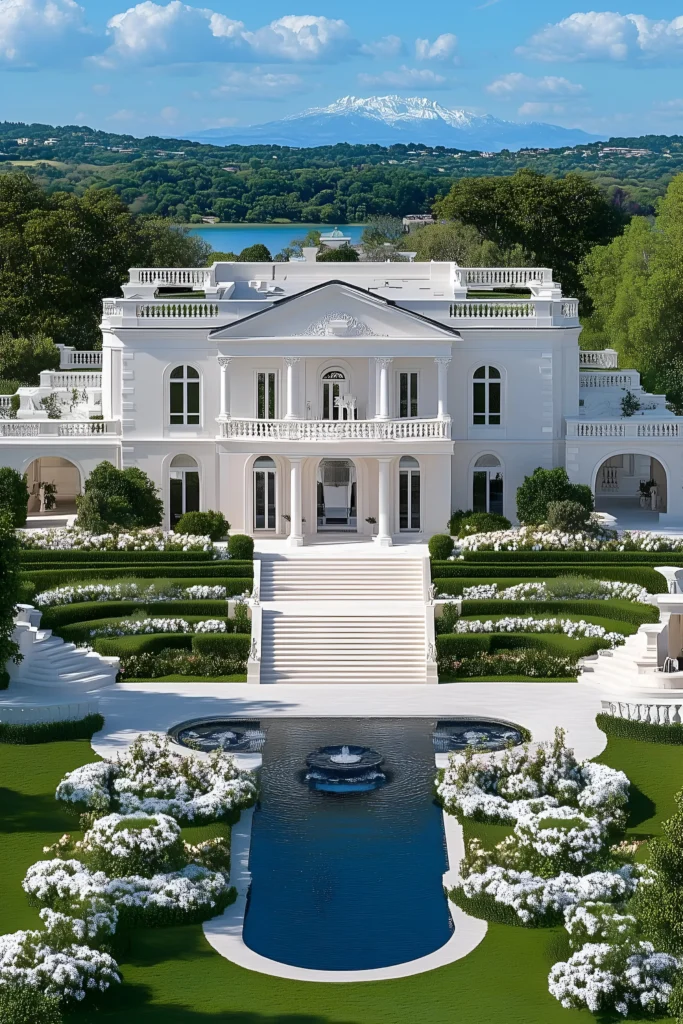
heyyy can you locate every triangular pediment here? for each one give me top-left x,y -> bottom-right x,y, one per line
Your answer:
209,281 -> 460,341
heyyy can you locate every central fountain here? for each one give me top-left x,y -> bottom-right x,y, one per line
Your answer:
169,718 -> 266,753
305,744 -> 386,793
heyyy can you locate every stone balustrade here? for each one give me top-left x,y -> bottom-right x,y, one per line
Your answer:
40,371 -> 102,390
579,349 -> 619,369
601,699 -> 682,724
456,267 -> 553,288
448,298 -> 578,325
566,418 -> 681,439
57,346 -> 102,368
0,419 -> 120,437
128,267 -> 213,288
579,371 -> 639,389
220,417 -> 452,442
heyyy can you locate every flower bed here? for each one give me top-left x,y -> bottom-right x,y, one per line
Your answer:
87,617 -> 234,638
460,580 -> 651,603
56,733 -> 257,822
0,925 -> 120,1003
445,651 -> 579,680
18,527 -> 220,554
35,582 -> 232,607
451,616 -> 626,648
119,650 -> 248,680
456,527 -> 683,554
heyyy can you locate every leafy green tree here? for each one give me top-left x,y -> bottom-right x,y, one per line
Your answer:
633,788 -> 683,954
409,221 -> 502,265
137,219 -> 212,267
79,461 -> 163,528
0,467 -> 29,528
204,250 -> 238,264
0,332 -> 60,384
0,506 -> 20,685
237,243 -> 271,261
361,215 -> 404,249
516,467 -> 593,525
435,170 -> 625,301
316,245 -> 359,262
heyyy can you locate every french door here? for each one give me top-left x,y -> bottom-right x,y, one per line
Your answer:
253,458 -> 276,530
321,370 -> 346,420
399,457 -> 420,531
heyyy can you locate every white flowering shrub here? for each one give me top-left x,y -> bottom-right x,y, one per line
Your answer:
18,527 -> 219,554
35,583 -> 228,608
563,902 -> 639,951
56,733 -> 257,823
89,618 -> 192,637
456,526 -> 683,553
548,941 -> 680,1016
193,620 -> 228,633
437,728 -> 629,825
23,858 -> 233,931
72,813 -> 185,877
460,580 -> 651,604
451,616 -> 626,648
457,865 -> 641,925
0,927 -> 120,1003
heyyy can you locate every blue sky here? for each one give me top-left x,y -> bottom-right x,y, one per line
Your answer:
3,1 -> 683,137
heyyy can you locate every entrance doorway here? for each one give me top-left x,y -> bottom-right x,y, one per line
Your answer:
321,370 -> 347,420
169,454 -> 200,526
472,455 -> 504,515
26,457 -> 81,514
594,453 -> 667,528
317,459 -> 357,531
253,456 -> 277,531
399,456 -> 421,531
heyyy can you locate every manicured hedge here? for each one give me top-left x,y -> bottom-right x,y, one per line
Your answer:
57,615 -> 231,645
23,567 -> 252,589
436,632 -> 609,659
460,550 -> 683,564
94,634 -> 194,656
19,549 -> 217,564
192,634 -> 251,658
433,567 -> 666,592
41,600 -> 233,630
449,885 -> 558,927
0,713 -> 104,744
596,712 -> 683,745
17,579 -> 37,603
459,599 -> 659,627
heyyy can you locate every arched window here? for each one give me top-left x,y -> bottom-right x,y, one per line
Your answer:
321,369 -> 346,421
399,456 -> 420,532
253,456 -> 276,530
170,365 -> 200,425
472,366 -> 501,425
169,454 -> 199,525
473,455 -> 503,515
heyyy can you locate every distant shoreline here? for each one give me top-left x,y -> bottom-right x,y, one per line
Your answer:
178,222 -> 368,229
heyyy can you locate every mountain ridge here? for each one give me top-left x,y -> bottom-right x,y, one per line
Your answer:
188,94 -> 602,152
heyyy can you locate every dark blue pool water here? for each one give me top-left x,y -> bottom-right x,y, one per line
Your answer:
242,718 -> 453,971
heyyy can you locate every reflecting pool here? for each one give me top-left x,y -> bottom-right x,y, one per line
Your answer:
242,718 -> 453,971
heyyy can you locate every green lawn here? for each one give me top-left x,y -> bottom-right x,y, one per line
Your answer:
439,674 -> 577,683
126,674 -> 248,683
1,732 -> 680,1024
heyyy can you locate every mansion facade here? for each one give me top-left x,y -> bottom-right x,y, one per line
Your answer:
0,257 -> 681,541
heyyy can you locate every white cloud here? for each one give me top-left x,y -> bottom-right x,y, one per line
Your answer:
487,72 -> 584,96
211,68 -> 305,97
0,0 -> 93,68
91,82 -> 111,94
360,34 -> 403,58
357,65 -> 447,87
518,11 -> 683,63
517,101 -> 568,117
96,3 -> 358,67
160,104 -> 180,122
415,32 -> 457,61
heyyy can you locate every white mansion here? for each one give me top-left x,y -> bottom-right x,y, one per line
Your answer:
1,256 -> 681,540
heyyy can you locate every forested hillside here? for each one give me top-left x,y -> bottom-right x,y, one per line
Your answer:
0,120 -> 681,222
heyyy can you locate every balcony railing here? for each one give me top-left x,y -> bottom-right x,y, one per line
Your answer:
40,372 -> 102,390
566,419 -> 681,439
128,267 -> 213,289
220,417 -> 451,441
448,298 -> 578,325
456,267 -> 553,288
0,420 -> 120,438
57,346 -> 102,369
579,349 -> 618,369
579,372 -> 639,389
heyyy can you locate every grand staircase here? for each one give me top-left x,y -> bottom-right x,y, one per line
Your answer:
10,606 -> 119,691
258,554 -> 429,685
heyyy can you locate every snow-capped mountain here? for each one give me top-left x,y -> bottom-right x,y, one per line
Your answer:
187,95 -> 601,151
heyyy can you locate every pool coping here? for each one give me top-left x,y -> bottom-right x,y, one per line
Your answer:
203,766 -> 488,983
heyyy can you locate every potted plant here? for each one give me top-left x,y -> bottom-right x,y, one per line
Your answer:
638,479 -> 656,508
365,516 -> 377,535
38,481 -> 57,512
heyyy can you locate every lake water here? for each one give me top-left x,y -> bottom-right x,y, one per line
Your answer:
242,717 -> 452,971
188,223 -> 365,257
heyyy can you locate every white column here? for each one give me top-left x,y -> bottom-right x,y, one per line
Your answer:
374,358 -> 381,418
376,358 -> 393,421
377,457 -> 393,547
289,457 -> 304,547
284,357 -> 300,421
435,356 -> 451,420
218,356 -> 232,420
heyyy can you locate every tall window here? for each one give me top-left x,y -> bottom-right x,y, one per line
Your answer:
169,455 -> 200,525
399,456 -> 420,531
472,455 -> 503,515
170,365 -> 200,425
253,456 -> 276,530
257,371 -> 277,419
322,370 -> 346,420
398,372 -> 418,418
472,366 -> 501,425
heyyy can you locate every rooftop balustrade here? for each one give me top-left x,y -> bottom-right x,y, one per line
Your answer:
219,417 -> 451,442
447,298 -> 578,326
0,419 -> 120,438
579,349 -> 618,369
56,346 -> 102,369
455,267 -> 553,289
579,371 -> 640,389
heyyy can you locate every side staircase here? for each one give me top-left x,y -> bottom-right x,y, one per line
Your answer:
258,554 -> 430,685
9,605 -> 119,691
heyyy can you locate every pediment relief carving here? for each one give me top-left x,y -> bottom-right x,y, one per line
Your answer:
302,311 -> 386,337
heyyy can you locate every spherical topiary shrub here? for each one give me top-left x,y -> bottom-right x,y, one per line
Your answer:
174,510 -> 229,541
228,534 -> 254,560
428,534 -> 454,560
545,500 -> 593,533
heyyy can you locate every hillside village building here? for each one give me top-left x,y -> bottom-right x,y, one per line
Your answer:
0,258 -> 680,541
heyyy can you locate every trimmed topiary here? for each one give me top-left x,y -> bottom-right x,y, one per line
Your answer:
458,512 -> 511,537
0,984 -> 62,1024
429,534 -> 454,560
174,510 -> 229,541
516,467 -> 593,526
228,534 -> 254,560
545,500 -> 593,533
